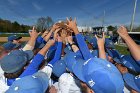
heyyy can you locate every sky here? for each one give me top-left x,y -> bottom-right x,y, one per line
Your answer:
0,0 -> 140,26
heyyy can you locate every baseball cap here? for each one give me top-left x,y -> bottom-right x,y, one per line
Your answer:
106,49 -> 122,58
63,51 -> 80,72
8,35 -> 22,41
53,60 -> 66,77
119,55 -> 140,73
105,38 -> 115,49
88,37 -> 98,49
2,42 -> 21,51
0,50 -> 33,73
106,48 -> 124,64
6,72 -> 49,93
123,73 -> 140,92
67,57 -> 124,93
82,58 -> 124,93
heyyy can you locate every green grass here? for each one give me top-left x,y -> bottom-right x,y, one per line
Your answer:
115,45 -> 130,55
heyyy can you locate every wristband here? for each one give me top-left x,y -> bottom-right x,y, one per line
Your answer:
70,42 -> 76,46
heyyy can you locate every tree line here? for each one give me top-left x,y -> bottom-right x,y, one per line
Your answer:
0,18 -> 31,33
0,17 -> 139,33
0,16 -> 54,33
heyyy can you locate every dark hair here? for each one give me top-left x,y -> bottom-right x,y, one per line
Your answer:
4,62 -> 29,79
4,67 -> 24,79
39,59 -> 48,70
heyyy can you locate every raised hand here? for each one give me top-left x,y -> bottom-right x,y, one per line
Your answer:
29,26 -> 41,39
51,24 -> 60,32
95,32 -> 105,47
66,17 -> 79,35
53,28 -> 62,40
117,26 -> 129,39
60,29 -> 67,43
41,30 -> 49,38
95,32 -> 106,59
56,35 -> 62,42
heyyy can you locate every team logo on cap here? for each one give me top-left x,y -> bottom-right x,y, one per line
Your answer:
135,75 -> 140,79
123,61 -> 127,64
88,79 -> 95,87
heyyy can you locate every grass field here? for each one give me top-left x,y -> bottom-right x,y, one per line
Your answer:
115,45 -> 130,55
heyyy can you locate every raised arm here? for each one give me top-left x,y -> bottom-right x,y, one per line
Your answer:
43,24 -> 60,42
117,26 -> 140,61
20,40 -> 55,77
95,32 -> 106,59
48,36 -> 62,67
66,18 -> 92,60
22,26 -> 40,51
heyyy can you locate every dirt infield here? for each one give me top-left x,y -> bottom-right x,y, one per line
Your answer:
0,37 -> 30,42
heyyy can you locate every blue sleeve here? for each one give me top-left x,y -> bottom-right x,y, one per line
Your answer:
37,36 -> 43,43
37,36 -> 47,44
19,53 -> 44,77
75,34 -> 92,60
48,42 -> 62,66
136,60 -> 140,66
75,50 -> 83,59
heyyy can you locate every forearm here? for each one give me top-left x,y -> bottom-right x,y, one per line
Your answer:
49,42 -> 62,65
98,46 -> 106,59
123,36 -> 140,61
23,37 -> 36,50
39,43 -> 53,56
76,34 -> 92,60
19,53 -> 44,77
43,30 -> 53,42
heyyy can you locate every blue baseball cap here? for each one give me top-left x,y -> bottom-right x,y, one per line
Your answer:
67,57 -> 124,93
53,60 -> 66,77
123,73 -> 140,92
106,48 -> 125,64
63,51 -> 78,72
120,55 -> 140,73
105,38 -> 115,49
107,49 -> 120,56
88,37 -> 98,49
8,35 -> 22,41
0,50 -> 33,73
6,72 -> 49,93
2,42 -> 21,51
82,58 -> 124,93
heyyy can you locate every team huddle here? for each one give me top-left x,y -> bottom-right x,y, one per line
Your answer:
0,18 -> 140,93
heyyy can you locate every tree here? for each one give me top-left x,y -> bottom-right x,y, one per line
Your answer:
0,18 -> 31,33
36,16 -> 54,32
